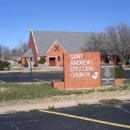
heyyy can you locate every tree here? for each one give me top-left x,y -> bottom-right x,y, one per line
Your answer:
11,39 -> 28,56
0,44 -> 2,59
83,22 -> 130,68
0,39 -> 28,60
0,44 -> 11,60
38,57 -> 46,64
83,33 -> 110,56
3,46 -> 11,60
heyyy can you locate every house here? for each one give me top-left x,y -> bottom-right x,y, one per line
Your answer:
0,56 -> 21,63
21,28 -> 119,67
7,56 -> 21,62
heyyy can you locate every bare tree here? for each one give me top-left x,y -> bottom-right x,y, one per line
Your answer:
0,44 -> 2,58
3,46 -> 11,60
0,44 -> 11,60
83,22 -> 130,68
83,33 -> 110,56
0,44 -> 3,61
11,39 -> 28,56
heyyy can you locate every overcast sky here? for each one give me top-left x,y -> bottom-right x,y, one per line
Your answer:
0,0 -> 130,49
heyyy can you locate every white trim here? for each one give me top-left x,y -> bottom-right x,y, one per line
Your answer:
46,40 -> 66,53
37,57 -> 40,60
31,28 -> 38,54
48,56 -> 57,58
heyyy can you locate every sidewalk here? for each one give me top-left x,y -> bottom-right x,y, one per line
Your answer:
0,94 -> 130,114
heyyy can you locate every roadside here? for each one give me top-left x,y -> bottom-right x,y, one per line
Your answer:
0,94 -> 130,114
0,82 -> 130,114
0,65 -> 130,114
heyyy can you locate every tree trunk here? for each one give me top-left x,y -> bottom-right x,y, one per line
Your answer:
121,61 -> 125,68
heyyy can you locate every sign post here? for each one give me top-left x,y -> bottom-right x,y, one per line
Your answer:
28,61 -> 34,83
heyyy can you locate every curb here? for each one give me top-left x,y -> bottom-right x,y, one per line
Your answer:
0,94 -> 130,114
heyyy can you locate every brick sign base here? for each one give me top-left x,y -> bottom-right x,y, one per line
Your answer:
51,52 -> 123,89
63,52 -> 101,89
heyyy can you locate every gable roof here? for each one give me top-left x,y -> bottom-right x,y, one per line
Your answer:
22,48 -> 33,57
46,40 -> 66,53
32,30 -> 92,56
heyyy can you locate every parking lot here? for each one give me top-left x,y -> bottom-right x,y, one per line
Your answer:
0,103 -> 130,130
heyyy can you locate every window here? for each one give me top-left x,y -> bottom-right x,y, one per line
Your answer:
58,56 -> 60,61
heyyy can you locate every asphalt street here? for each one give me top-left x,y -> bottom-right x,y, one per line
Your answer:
0,70 -> 130,83
0,103 -> 130,130
124,70 -> 130,79
0,71 -> 63,83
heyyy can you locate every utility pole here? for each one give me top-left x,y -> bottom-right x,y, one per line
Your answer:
2,27 -> 3,61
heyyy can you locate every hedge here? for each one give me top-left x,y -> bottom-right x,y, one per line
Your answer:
38,57 -> 46,64
115,67 -> 124,78
0,61 -> 10,70
24,62 -> 28,67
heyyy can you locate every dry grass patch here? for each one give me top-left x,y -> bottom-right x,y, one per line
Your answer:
99,99 -> 122,104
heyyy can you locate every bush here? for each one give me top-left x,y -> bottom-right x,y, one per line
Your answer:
24,62 -> 28,67
115,67 -> 124,78
0,61 -> 10,70
18,60 -> 21,64
38,57 -> 46,64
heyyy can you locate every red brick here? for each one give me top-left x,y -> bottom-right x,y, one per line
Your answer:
64,52 -> 101,89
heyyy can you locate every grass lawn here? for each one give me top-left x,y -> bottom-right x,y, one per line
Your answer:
0,79 -> 130,106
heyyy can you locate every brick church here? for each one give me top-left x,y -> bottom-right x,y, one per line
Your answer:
21,28 -> 117,67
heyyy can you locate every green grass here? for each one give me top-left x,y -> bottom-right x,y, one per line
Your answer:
0,82 -> 130,102
123,79 -> 130,84
97,84 -> 130,92
0,83 -> 95,102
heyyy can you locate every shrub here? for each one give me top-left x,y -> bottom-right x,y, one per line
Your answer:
18,60 -> 21,64
0,61 -> 10,70
24,62 -> 28,67
38,57 -> 46,64
78,102 -> 88,107
115,67 -> 124,78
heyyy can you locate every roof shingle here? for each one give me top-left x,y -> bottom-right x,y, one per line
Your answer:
33,31 -> 92,56
22,48 -> 33,57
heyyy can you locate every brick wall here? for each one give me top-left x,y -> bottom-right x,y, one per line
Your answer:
28,31 -> 39,67
22,30 -> 39,67
21,57 -> 34,66
64,52 -> 101,89
51,80 -> 65,89
46,41 -> 66,66
115,78 -> 123,85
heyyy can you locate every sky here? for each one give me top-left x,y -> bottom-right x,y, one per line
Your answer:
0,0 -> 130,49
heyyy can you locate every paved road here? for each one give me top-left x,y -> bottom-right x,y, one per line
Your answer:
0,70 -> 130,83
124,70 -> 130,79
0,72 -> 63,82
0,103 -> 130,130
